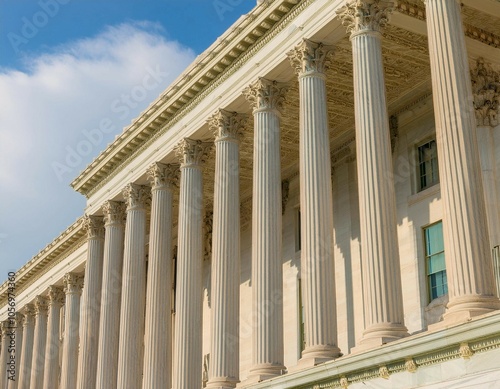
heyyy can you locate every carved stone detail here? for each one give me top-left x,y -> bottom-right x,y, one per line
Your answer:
22,304 -> 35,327
337,0 -> 395,35
175,138 -> 212,166
379,365 -> 390,379
459,342 -> 473,359
47,286 -> 65,306
470,57 -> 500,127
63,273 -> 84,295
203,211 -> 213,262
122,183 -> 151,211
82,215 -> 105,240
34,295 -> 49,315
243,78 -> 288,112
340,376 -> 349,388
146,162 -> 180,189
287,39 -> 335,75
208,109 -> 247,141
102,200 -> 126,226
405,358 -> 417,373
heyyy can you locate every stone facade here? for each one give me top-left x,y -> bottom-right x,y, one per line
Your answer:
1,0 -> 500,388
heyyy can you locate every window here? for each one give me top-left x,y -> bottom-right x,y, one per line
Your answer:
295,209 -> 301,252
424,221 -> 448,301
418,139 -> 439,191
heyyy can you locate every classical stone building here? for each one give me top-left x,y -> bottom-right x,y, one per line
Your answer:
1,0 -> 500,388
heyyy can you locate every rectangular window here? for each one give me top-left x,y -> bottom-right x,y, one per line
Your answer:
418,139 -> 439,191
424,221 -> 448,301
295,209 -> 301,252
298,278 -> 305,354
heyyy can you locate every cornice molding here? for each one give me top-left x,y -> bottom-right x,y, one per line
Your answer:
71,0 -> 306,197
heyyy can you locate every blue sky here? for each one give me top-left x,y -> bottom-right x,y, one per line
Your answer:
0,0 -> 255,282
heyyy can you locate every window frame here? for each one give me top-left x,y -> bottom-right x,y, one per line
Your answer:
416,138 -> 440,192
423,221 -> 448,303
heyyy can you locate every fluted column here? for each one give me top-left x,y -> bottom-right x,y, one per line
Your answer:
172,138 -> 211,389
60,273 -> 84,389
18,305 -> 35,389
116,184 -> 150,389
95,200 -> 126,389
422,0 -> 500,321
7,313 -> 23,389
337,1 -> 408,349
207,110 -> 246,388
244,78 -> 287,380
76,216 -> 105,389
42,287 -> 64,389
287,39 -> 341,365
142,163 -> 178,389
0,321 -> 10,389
29,296 -> 48,389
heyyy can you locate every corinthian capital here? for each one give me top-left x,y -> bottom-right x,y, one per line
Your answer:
175,138 -> 212,167
146,162 -> 180,189
243,78 -> 288,112
34,295 -> 49,315
122,184 -> 151,211
208,109 -> 247,142
337,0 -> 395,35
82,215 -> 104,240
22,304 -> 35,327
287,39 -> 335,75
102,200 -> 126,226
47,286 -> 65,306
63,273 -> 84,295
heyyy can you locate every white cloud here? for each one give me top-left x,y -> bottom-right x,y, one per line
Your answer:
0,22 -> 196,277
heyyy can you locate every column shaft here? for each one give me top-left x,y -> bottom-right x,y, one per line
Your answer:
142,164 -> 177,389
76,216 -> 104,389
172,138 -> 210,389
424,0 -> 500,320
29,297 -> 48,389
60,273 -> 84,389
0,322 -> 10,389
116,184 -> 149,389
7,314 -> 23,389
42,287 -> 64,389
288,39 -> 341,365
18,306 -> 35,389
337,1 -> 408,349
95,201 -> 126,389
244,78 -> 287,380
207,111 -> 245,388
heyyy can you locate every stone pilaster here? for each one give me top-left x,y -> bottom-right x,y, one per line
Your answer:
95,200 -> 126,389
287,39 -> 341,365
42,286 -> 64,389
172,138 -> 211,389
337,0 -> 409,349
142,163 -> 178,389
18,305 -> 35,389
60,273 -> 84,389
76,215 -> 104,389
0,321 -> 10,389
422,0 -> 500,322
244,78 -> 287,380
206,110 -> 246,388
29,296 -> 49,389
116,184 -> 150,389
7,313 -> 23,389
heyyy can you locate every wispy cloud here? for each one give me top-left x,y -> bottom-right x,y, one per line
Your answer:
0,22 -> 196,278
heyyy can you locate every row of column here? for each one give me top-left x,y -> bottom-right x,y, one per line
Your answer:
5,0 -> 500,387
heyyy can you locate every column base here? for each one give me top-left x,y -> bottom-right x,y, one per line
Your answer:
351,323 -> 409,353
243,363 -> 285,384
206,376 -> 239,389
429,295 -> 500,330
296,345 -> 342,368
